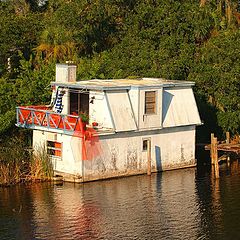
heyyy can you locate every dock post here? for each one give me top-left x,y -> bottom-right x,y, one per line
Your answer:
147,139 -> 151,176
213,137 -> 219,179
211,133 -> 214,165
226,131 -> 230,144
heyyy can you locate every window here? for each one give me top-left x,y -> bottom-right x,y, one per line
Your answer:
142,139 -> 150,151
145,91 -> 156,114
47,141 -> 62,158
70,91 -> 89,115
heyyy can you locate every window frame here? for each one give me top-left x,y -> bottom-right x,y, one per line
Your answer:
144,90 -> 157,115
47,140 -> 62,160
69,90 -> 89,116
142,138 -> 151,152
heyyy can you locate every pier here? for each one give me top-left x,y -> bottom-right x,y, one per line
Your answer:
205,132 -> 240,178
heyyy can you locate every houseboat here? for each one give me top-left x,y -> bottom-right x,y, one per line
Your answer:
16,63 -> 201,182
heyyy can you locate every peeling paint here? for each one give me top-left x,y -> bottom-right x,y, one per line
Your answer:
126,149 -> 138,170
110,146 -> 118,170
180,144 -> 186,162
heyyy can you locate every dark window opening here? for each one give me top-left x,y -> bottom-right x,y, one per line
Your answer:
142,139 -> 149,151
47,141 -> 62,158
70,91 -> 89,117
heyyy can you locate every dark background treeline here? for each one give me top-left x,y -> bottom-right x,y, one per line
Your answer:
0,0 -> 239,144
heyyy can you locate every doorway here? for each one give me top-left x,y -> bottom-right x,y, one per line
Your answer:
69,91 -> 89,115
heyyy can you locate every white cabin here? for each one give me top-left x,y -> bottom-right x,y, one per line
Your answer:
17,63 -> 201,182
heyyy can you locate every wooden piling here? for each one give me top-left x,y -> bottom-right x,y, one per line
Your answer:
147,139 -> 151,176
226,131 -> 230,144
213,137 -> 219,179
211,133 -> 214,165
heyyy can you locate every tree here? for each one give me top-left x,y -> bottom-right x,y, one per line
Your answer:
0,55 -> 54,136
92,0 -> 202,79
189,30 -> 240,134
0,1 -> 44,75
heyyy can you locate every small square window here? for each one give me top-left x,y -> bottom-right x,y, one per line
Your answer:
47,141 -> 62,158
145,91 -> 156,114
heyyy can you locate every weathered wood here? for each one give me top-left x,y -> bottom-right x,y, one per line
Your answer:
211,133 -> 214,165
145,91 -> 156,114
213,137 -> 219,179
226,131 -> 230,144
147,139 -> 151,176
205,142 -> 240,154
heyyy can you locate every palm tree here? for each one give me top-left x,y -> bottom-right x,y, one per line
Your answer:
35,26 -> 76,62
200,0 -> 240,28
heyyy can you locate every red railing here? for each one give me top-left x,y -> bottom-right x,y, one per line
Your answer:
16,106 -> 102,161
16,106 -> 85,135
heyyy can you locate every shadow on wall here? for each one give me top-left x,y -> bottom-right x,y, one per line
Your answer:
162,90 -> 174,123
155,146 -> 162,171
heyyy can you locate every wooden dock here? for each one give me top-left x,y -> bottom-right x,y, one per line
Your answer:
205,132 -> 240,179
205,143 -> 240,154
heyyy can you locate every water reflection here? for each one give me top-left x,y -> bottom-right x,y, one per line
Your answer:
1,162 -> 240,239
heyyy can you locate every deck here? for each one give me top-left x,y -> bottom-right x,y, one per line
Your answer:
16,106 -> 85,135
16,106 -> 114,136
205,133 -> 240,179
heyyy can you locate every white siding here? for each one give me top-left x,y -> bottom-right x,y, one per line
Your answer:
89,91 -> 113,129
81,125 -> 196,181
162,87 -> 201,128
105,90 -> 137,132
33,130 -> 83,176
139,88 -> 163,130
33,125 -> 197,182
128,88 -> 139,129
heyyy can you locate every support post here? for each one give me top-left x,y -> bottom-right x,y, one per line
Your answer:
226,131 -> 230,144
211,133 -> 214,165
147,139 -> 151,176
213,137 -> 219,179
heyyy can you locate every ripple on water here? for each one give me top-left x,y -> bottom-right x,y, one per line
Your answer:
1,165 -> 240,239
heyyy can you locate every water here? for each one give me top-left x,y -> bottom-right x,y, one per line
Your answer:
1,162 -> 240,240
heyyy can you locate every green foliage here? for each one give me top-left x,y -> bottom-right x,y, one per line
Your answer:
77,53 -> 107,79
0,110 -> 16,136
0,77 -> 16,135
97,0 -> 206,79
15,56 -> 54,105
189,30 -> 240,134
0,0 -> 240,139
79,112 -> 89,123
0,54 -> 54,135
0,2 -> 44,74
0,136 -> 29,186
0,138 -> 53,186
30,144 -> 53,179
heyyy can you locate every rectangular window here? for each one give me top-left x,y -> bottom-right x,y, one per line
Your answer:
145,91 -> 156,114
70,91 -> 89,115
142,139 -> 150,151
47,141 -> 62,158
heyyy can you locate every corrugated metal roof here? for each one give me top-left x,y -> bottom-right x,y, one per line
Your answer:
51,78 -> 195,90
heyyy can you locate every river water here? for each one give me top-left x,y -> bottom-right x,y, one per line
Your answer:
1,161 -> 240,240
